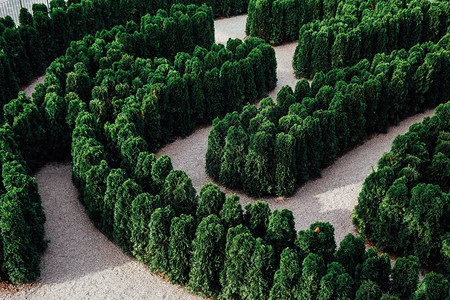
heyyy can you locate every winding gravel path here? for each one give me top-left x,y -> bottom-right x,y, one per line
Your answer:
1,13 -> 435,299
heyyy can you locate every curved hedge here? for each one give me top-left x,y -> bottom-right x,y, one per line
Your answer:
0,2 -> 215,285
0,123 -> 46,284
246,0 -> 449,48
0,0 -> 249,117
353,101 -> 449,274
293,0 -> 450,78
206,34 -> 450,197
1,1 -> 276,286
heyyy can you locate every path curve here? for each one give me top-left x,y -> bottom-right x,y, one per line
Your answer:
1,13 -> 436,299
159,15 -> 436,244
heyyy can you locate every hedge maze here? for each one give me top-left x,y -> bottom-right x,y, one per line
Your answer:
0,0 -> 448,298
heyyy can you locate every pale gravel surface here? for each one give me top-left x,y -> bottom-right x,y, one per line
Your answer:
0,13 -> 437,300
2,164 -> 199,300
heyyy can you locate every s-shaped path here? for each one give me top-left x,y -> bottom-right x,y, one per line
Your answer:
2,14 -> 434,300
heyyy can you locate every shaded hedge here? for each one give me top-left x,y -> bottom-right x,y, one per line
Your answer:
0,0 -> 248,118
206,34 -> 450,197
293,0 -> 450,78
353,101 -> 449,274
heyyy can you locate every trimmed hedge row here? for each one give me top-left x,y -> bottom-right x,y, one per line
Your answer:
0,3 -> 215,285
0,0 -> 248,116
246,0 -> 341,45
13,5 -> 215,168
206,34 -> 449,198
68,104 -> 450,299
293,0 -> 450,78
353,101 -> 449,274
0,122 -> 46,284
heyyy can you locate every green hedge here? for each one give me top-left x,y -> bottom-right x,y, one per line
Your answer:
0,123 -> 46,284
206,34 -> 450,197
353,101 -> 449,274
0,0 -> 248,118
293,0 -> 450,78
0,3 -> 215,285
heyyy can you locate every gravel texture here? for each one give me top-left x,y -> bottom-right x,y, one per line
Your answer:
1,13 -> 436,300
3,164 -> 199,300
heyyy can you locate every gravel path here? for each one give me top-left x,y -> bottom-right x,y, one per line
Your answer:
1,13 -> 436,300
3,164 -> 199,300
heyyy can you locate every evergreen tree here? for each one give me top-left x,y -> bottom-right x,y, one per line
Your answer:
168,214 -> 196,285
303,116 -> 323,178
334,234 -> 365,276
162,170 -> 197,216
83,160 -> 110,225
312,29 -> 330,75
130,193 -> 162,260
244,201 -> 272,238
188,215 -> 226,297
294,79 -> 311,102
243,238 -> 275,300
0,191 -> 40,284
203,68 -> 224,121
300,253 -> 326,299
314,110 -> 338,167
220,194 -> 244,228
206,112 -> 240,180
196,182 -> 226,220
390,255 -> 419,299
146,205 -> 175,274
293,28 -> 313,77
134,152 -> 156,194
269,247 -> 301,300
151,154 -> 173,193
318,262 -> 354,300
113,179 -> 141,252
288,124 -> 309,185
243,130 -> 275,197
220,232 -> 256,299
265,209 -> 296,258
296,222 -> 336,263
352,167 -> 395,239
219,125 -> 249,189
405,183 -> 446,264
358,248 -> 391,290
275,133 -> 297,197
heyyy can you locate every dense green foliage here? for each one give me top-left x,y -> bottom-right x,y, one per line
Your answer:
0,124 -> 46,284
0,0 -> 249,111
206,34 -> 450,197
292,0 -> 450,77
353,101 -> 450,274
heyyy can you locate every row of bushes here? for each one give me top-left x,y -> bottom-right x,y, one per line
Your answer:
10,2 -> 440,297
68,103 -> 450,299
206,34 -> 449,198
5,4 -> 217,171
293,0 -> 450,77
246,0 -> 343,45
0,123 -> 46,284
0,3 -> 275,284
246,0 -> 449,48
353,101 -> 449,274
67,98 -> 448,299
0,0 -> 247,115
0,2 -> 216,284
